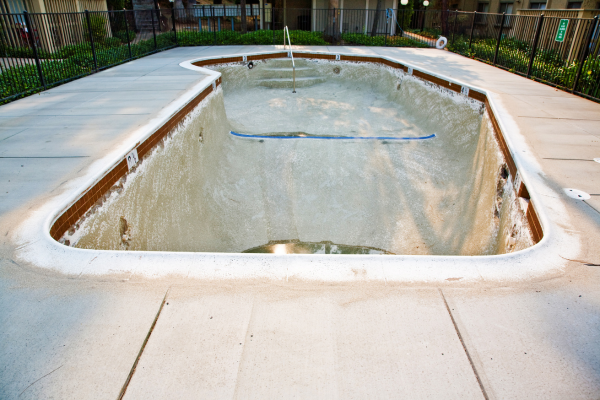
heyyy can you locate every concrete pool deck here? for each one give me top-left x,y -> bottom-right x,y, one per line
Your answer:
1,45 -> 599,398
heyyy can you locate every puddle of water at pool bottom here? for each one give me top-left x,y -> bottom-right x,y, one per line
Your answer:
242,240 -> 393,255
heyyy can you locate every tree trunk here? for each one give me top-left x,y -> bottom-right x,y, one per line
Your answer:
185,0 -> 196,24
241,0 -> 247,34
441,0 -> 449,36
324,0 -> 339,42
370,0 -> 383,37
174,0 -> 183,19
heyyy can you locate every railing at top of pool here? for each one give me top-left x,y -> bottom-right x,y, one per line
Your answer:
283,26 -> 296,94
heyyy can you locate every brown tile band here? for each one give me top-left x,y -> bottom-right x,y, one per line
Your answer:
486,100 -> 518,180
527,202 -> 543,244
295,53 -> 336,60
50,52 -> 543,245
192,56 -> 243,67
518,182 -> 530,199
485,100 -> 541,243
468,89 -> 486,102
413,69 -> 461,94
50,81 -> 220,241
339,55 -> 407,71
248,52 -> 288,61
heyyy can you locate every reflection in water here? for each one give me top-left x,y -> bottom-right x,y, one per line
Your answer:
243,240 -> 394,255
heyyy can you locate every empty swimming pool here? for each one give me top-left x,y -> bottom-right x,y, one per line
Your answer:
62,58 -> 533,256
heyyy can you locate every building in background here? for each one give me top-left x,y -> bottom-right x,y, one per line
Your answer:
1,0 -> 107,13
453,0 -> 599,17
1,0 -> 109,51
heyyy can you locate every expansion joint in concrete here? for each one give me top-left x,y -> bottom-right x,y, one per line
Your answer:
117,288 -> 170,400
438,288 -> 489,400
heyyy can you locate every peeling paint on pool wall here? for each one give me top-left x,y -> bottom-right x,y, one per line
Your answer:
64,59 -> 533,256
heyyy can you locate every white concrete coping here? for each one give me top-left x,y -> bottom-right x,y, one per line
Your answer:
13,49 -> 579,283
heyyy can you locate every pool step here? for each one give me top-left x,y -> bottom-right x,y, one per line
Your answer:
258,76 -> 326,88
257,66 -> 315,79
261,58 -> 310,68
256,59 -> 323,88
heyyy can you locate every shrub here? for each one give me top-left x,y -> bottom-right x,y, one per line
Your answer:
446,33 -> 600,98
83,14 -> 108,43
102,37 -> 123,48
114,30 -> 136,44
341,33 -> 428,47
177,30 -> 327,46
0,31 -> 179,103
406,28 -> 441,40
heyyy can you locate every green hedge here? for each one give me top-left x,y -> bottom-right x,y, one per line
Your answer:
341,33 -> 429,47
1,32 -> 176,102
177,29 -> 328,46
406,28 -> 441,40
447,35 -> 600,99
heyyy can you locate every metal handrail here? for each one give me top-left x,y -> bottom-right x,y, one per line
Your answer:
283,26 -> 296,93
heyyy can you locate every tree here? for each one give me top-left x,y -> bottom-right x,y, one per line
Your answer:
174,0 -> 183,14
107,0 -> 125,11
324,0 -> 339,42
397,1 -> 414,33
441,0 -> 449,36
241,0 -> 247,34
370,0 -> 383,37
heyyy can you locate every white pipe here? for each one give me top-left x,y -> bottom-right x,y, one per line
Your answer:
284,26 -> 296,93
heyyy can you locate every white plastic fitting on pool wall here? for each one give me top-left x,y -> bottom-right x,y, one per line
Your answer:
11,50 -> 580,283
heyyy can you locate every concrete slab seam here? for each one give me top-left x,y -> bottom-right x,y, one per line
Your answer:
439,288 -> 489,400
117,288 -> 169,400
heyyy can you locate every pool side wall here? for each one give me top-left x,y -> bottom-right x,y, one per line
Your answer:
48,51 -> 543,248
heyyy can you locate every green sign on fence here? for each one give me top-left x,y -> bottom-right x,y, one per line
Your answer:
555,19 -> 569,42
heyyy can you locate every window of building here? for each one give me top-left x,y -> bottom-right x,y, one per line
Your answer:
566,1 -> 582,8
529,1 -> 546,9
499,2 -> 514,14
477,2 -> 490,12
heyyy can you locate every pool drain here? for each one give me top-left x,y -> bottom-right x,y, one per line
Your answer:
564,188 -> 591,200
333,67 -> 340,74
247,61 -> 254,69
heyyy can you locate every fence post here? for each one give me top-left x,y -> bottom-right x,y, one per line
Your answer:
153,0 -> 161,31
22,11 -> 46,90
172,5 -> 178,44
151,9 -> 157,50
421,8 -> 426,32
526,13 -> 544,77
451,10 -> 458,42
85,10 -> 98,71
469,11 -> 476,50
125,11 -> 133,59
401,8 -> 405,31
212,7 -> 216,45
572,15 -> 598,93
493,12 -> 506,65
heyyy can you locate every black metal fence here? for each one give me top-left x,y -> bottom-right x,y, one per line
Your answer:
173,7 -> 422,47
1,7 -> 599,104
445,11 -> 600,101
0,9 -> 176,103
